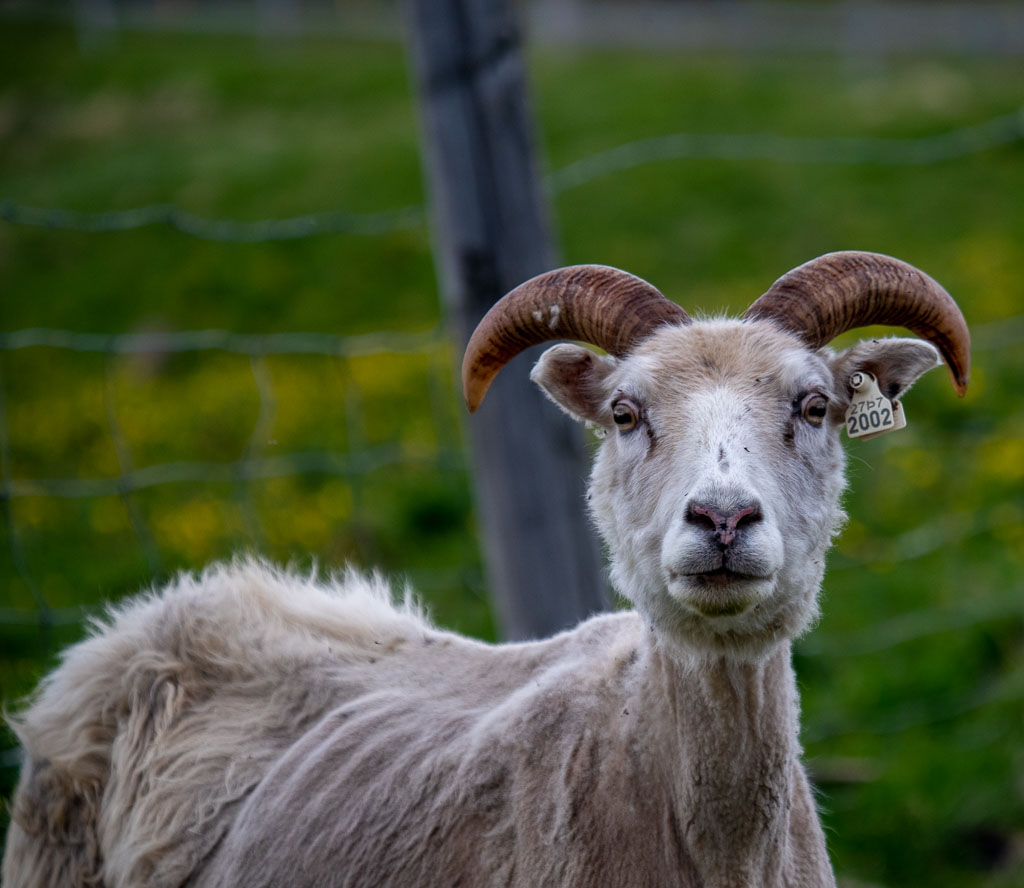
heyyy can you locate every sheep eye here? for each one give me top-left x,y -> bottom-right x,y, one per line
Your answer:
800,393 -> 828,426
611,399 -> 640,433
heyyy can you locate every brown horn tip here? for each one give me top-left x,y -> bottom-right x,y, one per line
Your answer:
744,251 -> 970,397
462,265 -> 690,412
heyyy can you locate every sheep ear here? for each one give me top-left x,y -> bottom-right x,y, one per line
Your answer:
530,344 -> 616,425
831,337 -> 942,404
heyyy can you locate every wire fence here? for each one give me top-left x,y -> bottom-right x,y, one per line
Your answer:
2,104 -> 1023,242
0,200 -> 426,243
0,323 -> 466,628
2,107 -> 1023,764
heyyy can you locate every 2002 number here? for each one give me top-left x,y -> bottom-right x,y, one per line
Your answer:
847,407 -> 892,434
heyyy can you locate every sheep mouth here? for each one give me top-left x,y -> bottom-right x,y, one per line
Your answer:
687,567 -> 765,587
667,566 -> 771,618
669,566 -> 768,587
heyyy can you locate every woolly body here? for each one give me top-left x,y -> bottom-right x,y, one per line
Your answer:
4,561 -> 830,888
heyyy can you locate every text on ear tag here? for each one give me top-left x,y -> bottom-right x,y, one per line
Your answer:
845,372 -> 907,440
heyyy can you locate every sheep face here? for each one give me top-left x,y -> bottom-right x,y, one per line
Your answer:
466,254 -> 967,658
532,319 -> 941,659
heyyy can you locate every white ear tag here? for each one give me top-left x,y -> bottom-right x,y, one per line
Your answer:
845,371 -> 907,440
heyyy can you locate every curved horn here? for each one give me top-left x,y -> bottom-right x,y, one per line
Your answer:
462,265 -> 690,412
744,251 -> 970,396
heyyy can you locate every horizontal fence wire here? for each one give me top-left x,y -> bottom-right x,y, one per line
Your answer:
5,446 -> 461,500
0,326 -> 445,358
545,103 -> 1024,191
0,200 -> 426,242
2,105 -> 1023,242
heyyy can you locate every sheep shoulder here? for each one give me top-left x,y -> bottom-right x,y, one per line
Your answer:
196,610 -> 702,888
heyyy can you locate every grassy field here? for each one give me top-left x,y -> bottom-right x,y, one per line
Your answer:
1,15 -> 1022,887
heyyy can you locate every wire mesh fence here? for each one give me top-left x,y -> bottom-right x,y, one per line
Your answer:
2,103 -> 1022,242
0,324 -> 468,625
3,97 -> 1023,840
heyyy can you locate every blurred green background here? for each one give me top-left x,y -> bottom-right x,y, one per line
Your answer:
1,7 -> 1022,887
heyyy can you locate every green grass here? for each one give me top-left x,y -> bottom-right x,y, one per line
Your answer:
2,16 -> 1023,886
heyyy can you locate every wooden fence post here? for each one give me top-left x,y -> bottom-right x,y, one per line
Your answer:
403,0 -> 609,640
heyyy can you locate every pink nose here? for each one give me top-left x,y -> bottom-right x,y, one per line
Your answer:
686,501 -> 762,548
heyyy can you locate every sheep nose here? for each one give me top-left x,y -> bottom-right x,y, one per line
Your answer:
685,500 -> 763,548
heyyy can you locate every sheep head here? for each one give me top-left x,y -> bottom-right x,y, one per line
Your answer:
462,252 -> 970,658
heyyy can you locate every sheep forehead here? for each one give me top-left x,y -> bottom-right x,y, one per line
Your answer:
619,319 -> 830,401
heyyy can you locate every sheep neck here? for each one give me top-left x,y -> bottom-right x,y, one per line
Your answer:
649,642 -> 800,886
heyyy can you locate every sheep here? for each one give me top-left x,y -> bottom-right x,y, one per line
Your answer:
2,251 -> 970,888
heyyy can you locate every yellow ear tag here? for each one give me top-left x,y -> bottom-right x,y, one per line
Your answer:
845,372 -> 907,441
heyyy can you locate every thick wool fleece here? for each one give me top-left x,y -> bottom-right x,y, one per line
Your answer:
4,560 -> 832,888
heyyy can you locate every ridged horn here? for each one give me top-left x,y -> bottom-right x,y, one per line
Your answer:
744,251 -> 970,396
462,264 -> 691,412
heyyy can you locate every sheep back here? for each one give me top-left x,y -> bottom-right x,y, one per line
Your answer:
3,561 -> 440,887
